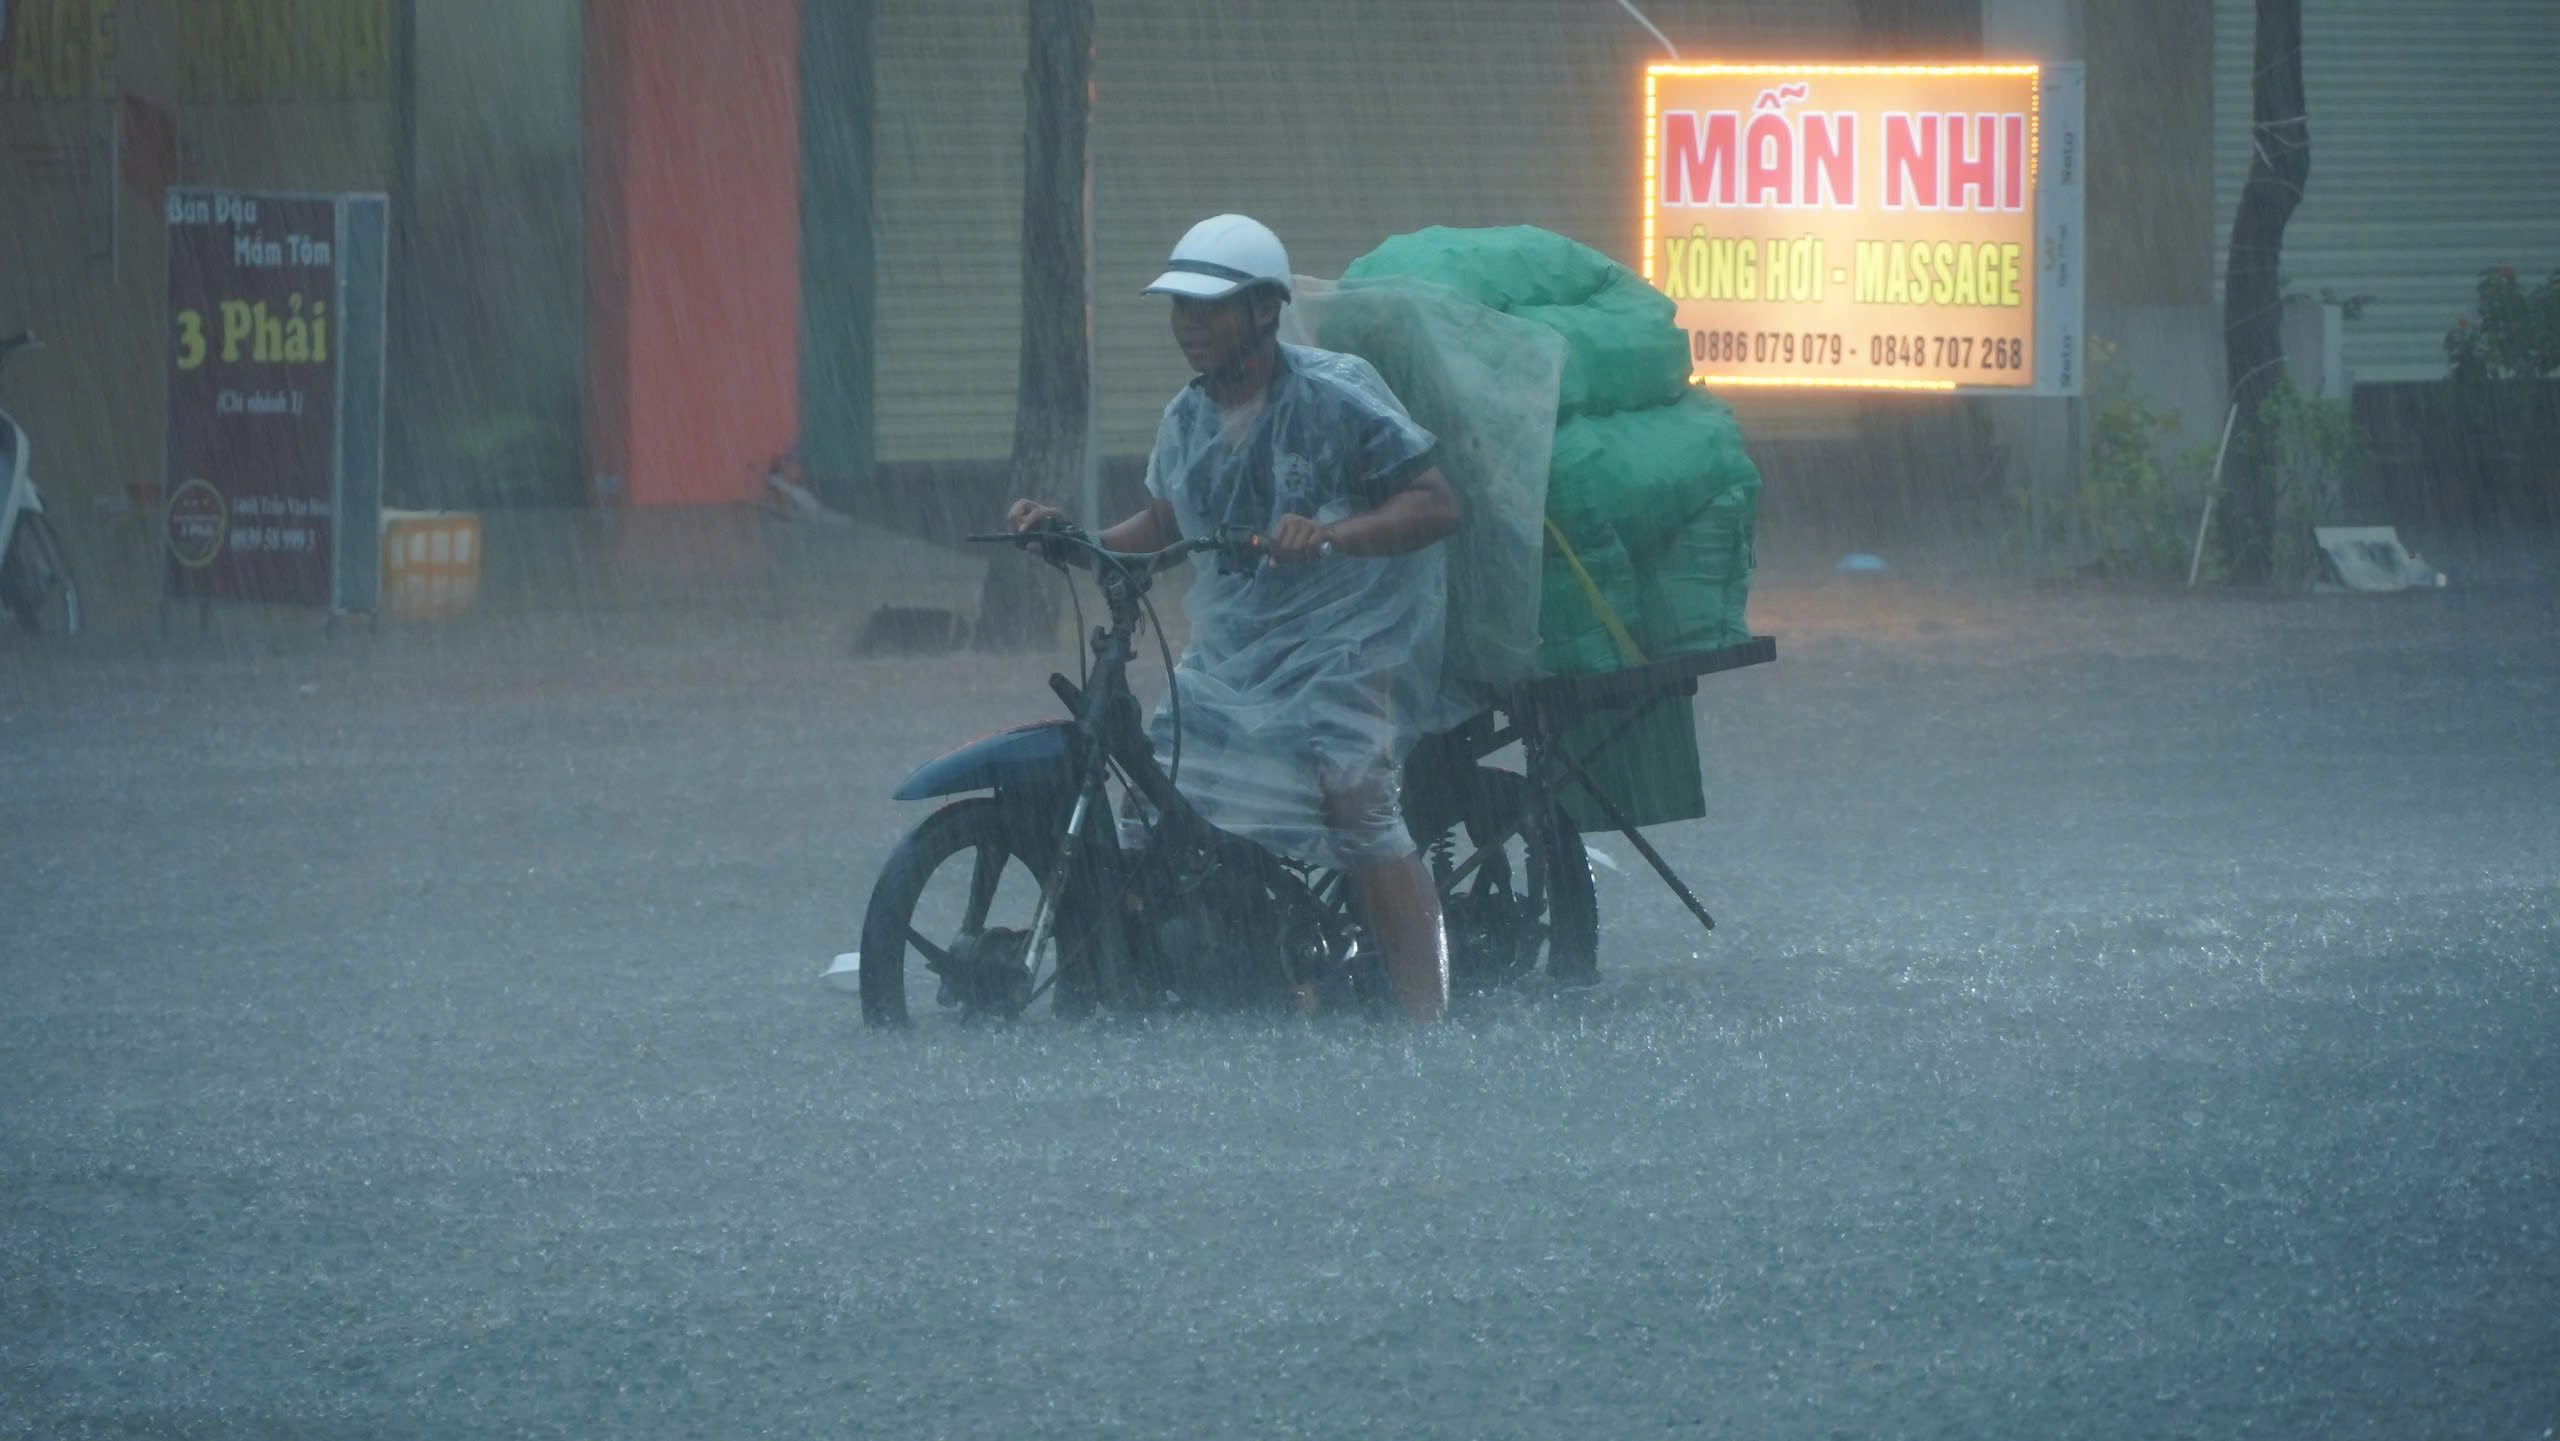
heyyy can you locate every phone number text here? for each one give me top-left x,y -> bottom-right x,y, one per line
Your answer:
1691,330 -> 1847,366
1870,334 -> 2028,372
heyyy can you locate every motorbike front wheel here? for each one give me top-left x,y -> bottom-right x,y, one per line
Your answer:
858,795 -> 1107,1027
3,511 -> 78,635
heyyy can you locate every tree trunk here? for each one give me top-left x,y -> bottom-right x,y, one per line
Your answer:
975,0 -> 1094,650
800,0 -> 877,515
2219,0 -> 2309,583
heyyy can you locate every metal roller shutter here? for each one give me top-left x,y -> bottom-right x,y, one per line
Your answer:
2213,0 -> 2560,382
877,0 -> 1858,464
874,0 -> 1027,463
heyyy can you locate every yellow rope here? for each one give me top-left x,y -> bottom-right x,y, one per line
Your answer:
1543,516 -> 1645,668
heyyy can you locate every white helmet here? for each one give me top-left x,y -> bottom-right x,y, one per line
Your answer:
1142,214 -> 1291,302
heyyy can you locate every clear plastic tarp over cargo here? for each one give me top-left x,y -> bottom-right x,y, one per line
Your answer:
1338,225 -> 1765,830
1280,275 -> 1566,706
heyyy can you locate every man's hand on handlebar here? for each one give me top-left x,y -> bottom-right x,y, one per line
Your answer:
1002,500 -> 1088,567
1259,513 -> 1336,565
993,499 -> 1288,575
1004,496 -> 1193,568
1004,499 -> 1066,535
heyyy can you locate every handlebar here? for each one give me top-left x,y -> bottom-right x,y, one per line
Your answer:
966,525 -> 1261,577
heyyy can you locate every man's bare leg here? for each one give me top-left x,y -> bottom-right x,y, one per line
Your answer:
1323,768 -> 1448,1022
1352,854 -> 1447,1022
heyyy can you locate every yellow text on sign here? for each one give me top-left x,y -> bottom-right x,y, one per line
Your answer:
1854,241 -> 2023,308
1661,231 -> 1836,304
173,296 -> 331,370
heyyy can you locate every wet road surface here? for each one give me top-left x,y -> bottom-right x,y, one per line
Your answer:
5,573 -> 2555,1438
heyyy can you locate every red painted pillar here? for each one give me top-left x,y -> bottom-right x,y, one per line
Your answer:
585,0 -> 800,507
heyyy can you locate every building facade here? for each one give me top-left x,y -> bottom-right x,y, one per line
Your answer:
2,0 -> 2550,621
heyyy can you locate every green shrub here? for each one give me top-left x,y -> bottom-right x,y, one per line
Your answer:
2443,266 -> 2560,527
2255,379 -> 2370,588
2445,266 -> 2560,384
2009,340 -> 2216,580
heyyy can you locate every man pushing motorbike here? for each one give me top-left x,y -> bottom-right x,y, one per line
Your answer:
1008,214 -> 1463,1022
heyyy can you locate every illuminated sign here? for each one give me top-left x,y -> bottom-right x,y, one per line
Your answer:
1644,62 -> 2084,394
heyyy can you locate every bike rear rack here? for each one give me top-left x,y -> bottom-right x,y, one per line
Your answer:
1438,637 -> 1778,938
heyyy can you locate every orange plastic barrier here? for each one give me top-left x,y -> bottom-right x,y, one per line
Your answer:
380,510 -> 481,618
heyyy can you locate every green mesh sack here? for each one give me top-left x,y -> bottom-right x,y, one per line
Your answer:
1550,390 -> 1761,542
1512,278 -> 1694,418
1537,525 -> 1711,831
1554,697 -> 1706,833
1541,434 -> 1618,552
1342,224 -> 1759,703
1343,224 -> 1622,311
1633,484 -> 1758,657
1535,531 -> 1640,677
1347,227 -> 1691,418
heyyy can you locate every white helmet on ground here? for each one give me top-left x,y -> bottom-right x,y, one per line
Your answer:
1143,214 -> 1291,302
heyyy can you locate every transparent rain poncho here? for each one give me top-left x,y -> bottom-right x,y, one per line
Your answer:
1145,291 -> 1559,873
1143,342 -> 1444,871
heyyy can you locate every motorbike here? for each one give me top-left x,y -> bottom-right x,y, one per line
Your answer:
0,331 -> 80,636
855,525 -> 1596,1025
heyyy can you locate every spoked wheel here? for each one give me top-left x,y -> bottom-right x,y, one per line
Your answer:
3,512 -> 78,635
858,795 -> 1102,1027
1420,767 -> 1599,991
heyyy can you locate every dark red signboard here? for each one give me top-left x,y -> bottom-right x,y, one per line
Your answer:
164,190 -> 342,605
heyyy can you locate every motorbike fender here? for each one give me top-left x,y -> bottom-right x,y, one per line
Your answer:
892,718 -> 1075,800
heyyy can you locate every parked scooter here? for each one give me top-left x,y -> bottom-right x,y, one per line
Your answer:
0,332 -> 80,635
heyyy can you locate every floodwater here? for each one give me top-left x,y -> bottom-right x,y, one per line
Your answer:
4,555 -> 2555,1438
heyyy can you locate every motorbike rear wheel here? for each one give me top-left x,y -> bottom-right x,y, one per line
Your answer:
3,511 -> 78,635
858,795 -> 1107,1027
1420,767 -> 1599,991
